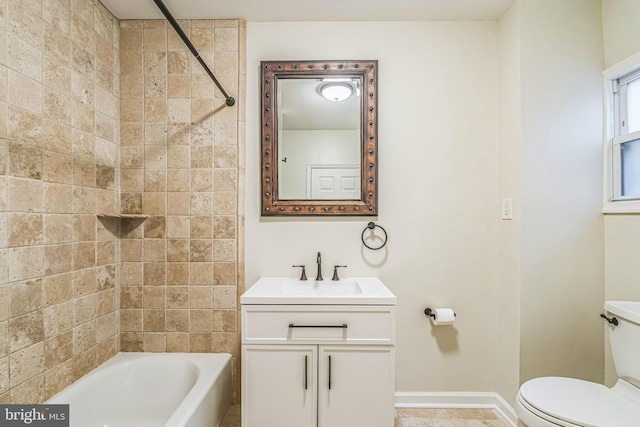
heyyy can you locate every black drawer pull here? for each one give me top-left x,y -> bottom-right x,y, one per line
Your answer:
289,323 -> 348,329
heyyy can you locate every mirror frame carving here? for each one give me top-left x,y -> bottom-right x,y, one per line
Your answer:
260,60 -> 378,216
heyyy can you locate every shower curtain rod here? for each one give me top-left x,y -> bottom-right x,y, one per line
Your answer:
152,0 -> 236,107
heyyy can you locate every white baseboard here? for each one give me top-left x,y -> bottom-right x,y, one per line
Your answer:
395,391 -> 518,427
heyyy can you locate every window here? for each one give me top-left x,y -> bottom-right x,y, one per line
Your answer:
603,52 -> 640,212
612,70 -> 640,198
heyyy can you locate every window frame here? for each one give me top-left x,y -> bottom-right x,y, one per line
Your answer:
603,51 -> 640,213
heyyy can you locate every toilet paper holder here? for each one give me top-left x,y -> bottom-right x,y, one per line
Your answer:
424,307 -> 456,319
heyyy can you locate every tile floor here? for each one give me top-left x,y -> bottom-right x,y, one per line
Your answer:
221,405 -> 241,427
220,405 -> 510,427
394,408 -> 509,426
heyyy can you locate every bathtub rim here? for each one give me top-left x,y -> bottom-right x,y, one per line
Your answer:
46,352 -> 233,427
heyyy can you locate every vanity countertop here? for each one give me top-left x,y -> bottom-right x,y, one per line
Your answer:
240,277 -> 396,306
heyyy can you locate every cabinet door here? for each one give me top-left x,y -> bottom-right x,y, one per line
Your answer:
242,345 -> 317,427
317,346 -> 395,427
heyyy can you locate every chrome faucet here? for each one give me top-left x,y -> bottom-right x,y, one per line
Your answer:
316,252 -> 323,281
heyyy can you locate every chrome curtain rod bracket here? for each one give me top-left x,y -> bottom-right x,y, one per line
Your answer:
152,0 -> 236,107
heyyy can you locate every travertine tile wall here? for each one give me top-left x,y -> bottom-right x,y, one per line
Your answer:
0,0 -> 121,403
118,18 -> 244,399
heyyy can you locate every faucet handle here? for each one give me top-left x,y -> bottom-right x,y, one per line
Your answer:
293,265 -> 307,281
332,265 -> 347,281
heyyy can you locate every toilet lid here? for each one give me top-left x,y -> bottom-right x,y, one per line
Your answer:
519,377 -> 640,427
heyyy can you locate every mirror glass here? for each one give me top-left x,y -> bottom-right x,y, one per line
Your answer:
261,60 -> 378,216
278,78 -> 361,200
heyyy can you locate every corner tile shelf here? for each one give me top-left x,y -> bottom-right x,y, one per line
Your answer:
97,214 -> 149,220
97,214 -> 148,235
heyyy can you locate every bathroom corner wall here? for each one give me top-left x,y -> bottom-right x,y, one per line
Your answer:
496,0 -> 605,401
496,0 -> 522,405
602,0 -> 640,387
518,0 -> 604,385
0,0 -> 121,403
117,18 -> 244,400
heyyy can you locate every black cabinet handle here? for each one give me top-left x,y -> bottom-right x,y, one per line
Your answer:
304,355 -> 308,390
328,355 -> 332,390
289,324 -> 347,329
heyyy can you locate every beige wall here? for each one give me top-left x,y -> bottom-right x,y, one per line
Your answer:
117,18 -> 245,400
518,0 -> 604,384
496,0 -> 522,404
602,0 -> 640,386
496,0 -> 605,401
246,21 -> 502,393
0,0 -> 121,402
603,0 -> 640,68
246,3 -> 605,404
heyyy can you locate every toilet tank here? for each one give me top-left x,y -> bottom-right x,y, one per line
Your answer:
605,301 -> 640,388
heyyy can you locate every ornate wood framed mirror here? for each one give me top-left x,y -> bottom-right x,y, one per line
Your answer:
260,60 -> 378,216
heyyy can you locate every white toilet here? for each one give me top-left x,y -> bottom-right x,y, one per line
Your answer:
516,301 -> 640,427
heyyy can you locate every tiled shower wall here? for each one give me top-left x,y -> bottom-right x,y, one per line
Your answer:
0,0 -> 121,402
117,18 -> 244,398
0,0 -> 245,404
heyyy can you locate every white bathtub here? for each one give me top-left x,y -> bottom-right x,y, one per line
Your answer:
47,352 -> 232,427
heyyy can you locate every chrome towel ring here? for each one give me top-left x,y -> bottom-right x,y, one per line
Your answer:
361,222 -> 388,250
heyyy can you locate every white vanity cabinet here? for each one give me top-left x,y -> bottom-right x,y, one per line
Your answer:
316,345 -> 394,427
241,304 -> 396,427
242,344 -> 317,427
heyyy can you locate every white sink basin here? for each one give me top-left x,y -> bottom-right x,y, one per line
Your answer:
241,277 -> 396,305
280,280 -> 364,296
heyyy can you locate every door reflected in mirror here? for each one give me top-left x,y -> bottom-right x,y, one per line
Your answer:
261,60 -> 378,216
